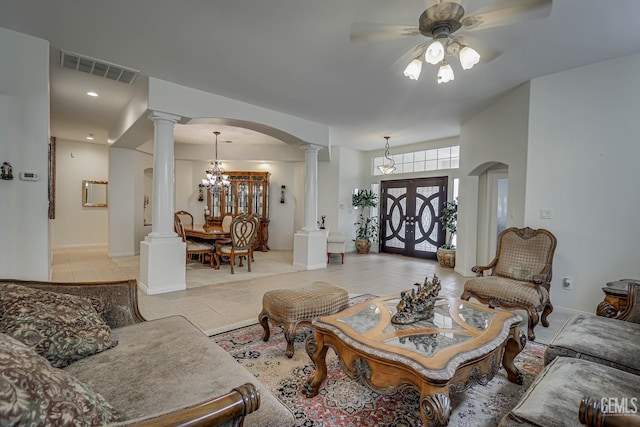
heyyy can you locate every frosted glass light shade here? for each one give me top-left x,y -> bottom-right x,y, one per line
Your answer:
377,164 -> 396,175
403,59 -> 423,80
425,40 -> 445,65
437,61 -> 454,84
459,46 -> 481,70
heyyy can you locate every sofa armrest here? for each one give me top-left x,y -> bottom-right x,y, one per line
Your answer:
579,396 -> 640,427
616,282 -> 640,323
0,279 -> 145,328
131,383 -> 260,427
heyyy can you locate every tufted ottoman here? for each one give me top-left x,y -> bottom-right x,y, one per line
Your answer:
258,282 -> 349,358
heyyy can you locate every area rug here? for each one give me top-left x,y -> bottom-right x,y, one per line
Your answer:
213,296 -> 546,427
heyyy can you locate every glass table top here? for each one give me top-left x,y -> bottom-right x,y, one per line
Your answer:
334,296 -> 501,358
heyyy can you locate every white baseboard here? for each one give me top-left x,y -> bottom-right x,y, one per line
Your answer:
52,243 -> 108,250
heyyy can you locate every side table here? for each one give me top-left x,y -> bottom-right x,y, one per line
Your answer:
596,279 -> 638,317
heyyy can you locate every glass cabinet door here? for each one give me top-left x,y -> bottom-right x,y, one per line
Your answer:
212,191 -> 221,217
253,183 -> 263,217
237,182 -> 249,214
225,183 -> 235,215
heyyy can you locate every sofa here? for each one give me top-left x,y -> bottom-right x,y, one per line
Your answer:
0,278 -> 295,426
499,282 -> 640,426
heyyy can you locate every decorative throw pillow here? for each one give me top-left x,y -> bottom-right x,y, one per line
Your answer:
0,283 -> 117,368
0,333 -> 119,426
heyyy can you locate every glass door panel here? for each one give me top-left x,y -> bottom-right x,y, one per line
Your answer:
238,182 -> 249,214
253,183 -> 263,216
225,183 -> 235,215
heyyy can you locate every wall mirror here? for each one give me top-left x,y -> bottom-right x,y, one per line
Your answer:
82,180 -> 108,207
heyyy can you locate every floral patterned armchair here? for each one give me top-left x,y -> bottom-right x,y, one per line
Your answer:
461,227 -> 557,341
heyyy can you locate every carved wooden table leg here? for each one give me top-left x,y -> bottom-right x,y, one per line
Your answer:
420,393 -> 451,427
303,332 -> 328,397
502,326 -> 526,385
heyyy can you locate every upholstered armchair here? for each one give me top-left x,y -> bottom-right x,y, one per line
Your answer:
461,227 -> 557,341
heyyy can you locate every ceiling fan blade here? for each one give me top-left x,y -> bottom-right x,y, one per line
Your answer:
392,41 -> 430,69
453,35 -> 502,63
461,0 -> 552,32
350,23 -> 420,42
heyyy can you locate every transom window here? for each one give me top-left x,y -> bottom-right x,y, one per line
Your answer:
372,145 -> 459,176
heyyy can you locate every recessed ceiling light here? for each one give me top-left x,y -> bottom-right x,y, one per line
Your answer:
86,134 -> 94,140
86,91 -> 99,97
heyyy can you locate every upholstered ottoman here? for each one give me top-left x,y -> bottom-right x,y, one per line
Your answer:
499,357 -> 640,426
258,282 -> 349,358
544,313 -> 640,375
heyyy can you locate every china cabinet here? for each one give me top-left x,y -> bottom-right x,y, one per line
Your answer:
206,171 -> 270,251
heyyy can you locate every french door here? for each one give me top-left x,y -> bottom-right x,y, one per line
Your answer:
380,177 -> 447,259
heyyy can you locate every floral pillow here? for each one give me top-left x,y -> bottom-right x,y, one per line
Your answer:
0,283 -> 117,368
0,333 -> 119,425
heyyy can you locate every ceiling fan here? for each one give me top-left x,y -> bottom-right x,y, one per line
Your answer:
350,0 -> 552,83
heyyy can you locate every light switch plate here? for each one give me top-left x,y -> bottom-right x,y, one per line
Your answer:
539,209 -> 553,219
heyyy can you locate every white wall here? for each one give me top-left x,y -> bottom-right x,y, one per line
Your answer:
109,147 -> 137,257
318,146 -> 341,233
51,139 -> 109,248
526,52 -> 640,312
0,28 -> 50,280
457,84 -> 531,276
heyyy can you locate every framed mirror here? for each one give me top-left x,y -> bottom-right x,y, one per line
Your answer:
82,180 -> 108,207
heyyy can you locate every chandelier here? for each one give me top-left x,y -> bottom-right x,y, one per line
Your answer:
377,136 -> 396,175
403,32 -> 480,84
202,131 -> 230,194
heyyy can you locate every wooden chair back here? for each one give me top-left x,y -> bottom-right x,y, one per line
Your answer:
221,214 -> 234,233
175,210 -> 194,228
230,214 -> 258,251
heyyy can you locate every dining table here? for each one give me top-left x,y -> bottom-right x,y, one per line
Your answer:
182,224 -> 230,241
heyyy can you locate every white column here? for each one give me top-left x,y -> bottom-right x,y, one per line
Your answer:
302,144 -> 321,231
293,144 -> 327,270
149,112 -> 179,240
139,111 -> 187,295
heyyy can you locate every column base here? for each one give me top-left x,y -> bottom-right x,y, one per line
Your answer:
293,230 -> 327,270
139,236 -> 187,295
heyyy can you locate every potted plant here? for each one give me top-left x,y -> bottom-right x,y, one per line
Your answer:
352,189 -> 378,254
437,199 -> 457,268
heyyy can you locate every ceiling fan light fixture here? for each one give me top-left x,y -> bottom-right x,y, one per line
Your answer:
437,61 -> 455,84
403,58 -> 423,80
459,46 -> 481,70
424,40 -> 445,65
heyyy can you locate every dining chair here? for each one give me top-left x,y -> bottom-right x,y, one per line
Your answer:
174,215 -> 214,267
214,213 -> 259,274
175,210 -> 194,227
221,213 -> 234,233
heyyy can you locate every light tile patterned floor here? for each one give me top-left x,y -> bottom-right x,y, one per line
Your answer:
50,247 -> 574,342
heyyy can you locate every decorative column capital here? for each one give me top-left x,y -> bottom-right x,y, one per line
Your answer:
148,111 -> 181,124
300,144 -> 323,153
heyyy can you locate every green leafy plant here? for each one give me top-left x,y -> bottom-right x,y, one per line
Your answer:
352,190 -> 379,242
440,199 -> 458,250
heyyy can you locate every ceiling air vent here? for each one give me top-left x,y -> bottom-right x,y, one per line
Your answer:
60,50 -> 139,84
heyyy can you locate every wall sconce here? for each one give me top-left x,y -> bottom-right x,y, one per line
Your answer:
280,185 -> 286,204
1,162 -> 13,180
198,183 -> 205,202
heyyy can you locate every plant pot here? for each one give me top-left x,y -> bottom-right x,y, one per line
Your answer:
355,239 -> 372,254
437,248 -> 456,268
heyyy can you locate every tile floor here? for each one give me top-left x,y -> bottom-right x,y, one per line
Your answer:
50,247 -> 575,343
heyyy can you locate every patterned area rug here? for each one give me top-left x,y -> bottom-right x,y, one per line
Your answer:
212,295 -> 546,427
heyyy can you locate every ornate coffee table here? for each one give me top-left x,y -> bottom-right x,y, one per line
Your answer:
303,295 -> 525,427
